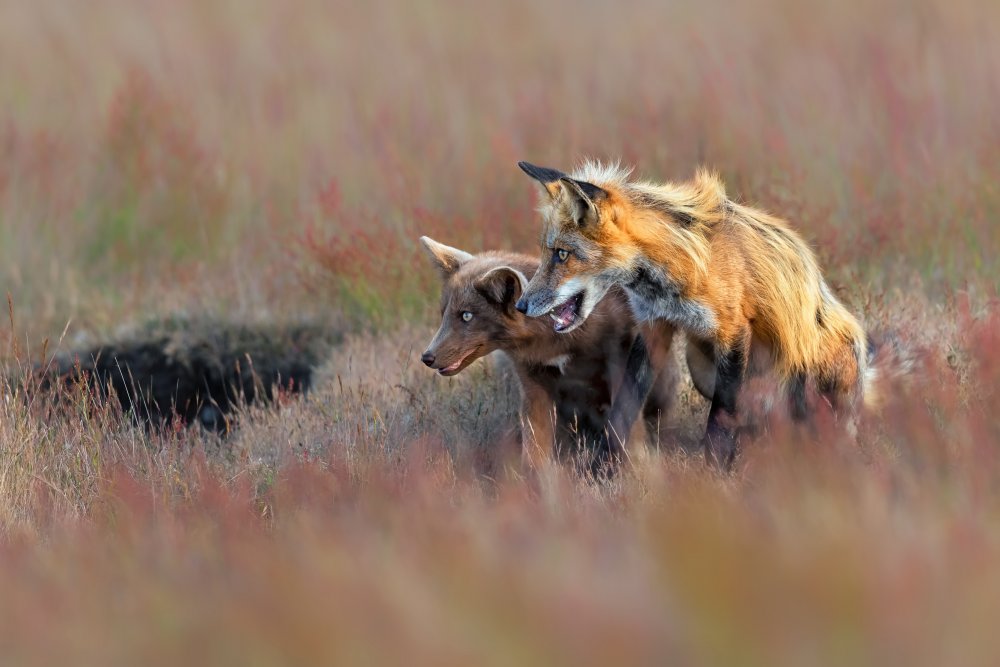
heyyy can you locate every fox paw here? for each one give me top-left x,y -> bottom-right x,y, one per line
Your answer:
701,423 -> 738,470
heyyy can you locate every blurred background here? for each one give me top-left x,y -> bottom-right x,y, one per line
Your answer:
2,0 -> 997,340
2,1 -> 1000,665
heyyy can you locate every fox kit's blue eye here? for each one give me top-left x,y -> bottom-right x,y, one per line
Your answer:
556,249 -> 569,262
461,311 -> 474,322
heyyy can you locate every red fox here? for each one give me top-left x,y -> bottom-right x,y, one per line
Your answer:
418,236 -> 690,470
514,160 -> 898,467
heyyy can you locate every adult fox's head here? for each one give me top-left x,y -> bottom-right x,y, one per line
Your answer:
418,236 -> 530,375
514,161 -> 634,334
515,160 -> 721,333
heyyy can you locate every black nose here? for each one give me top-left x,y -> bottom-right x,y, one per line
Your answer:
420,351 -> 436,367
514,298 -> 528,314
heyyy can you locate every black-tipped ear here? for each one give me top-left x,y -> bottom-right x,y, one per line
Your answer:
474,266 -> 528,312
518,161 -> 567,199
562,177 -> 607,203
419,236 -> 474,278
558,177 -> 606,227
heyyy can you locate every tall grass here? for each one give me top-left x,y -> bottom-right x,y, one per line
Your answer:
2,319 -> 1000,665
2,0 -> 998,333
2,0 -> 1000,664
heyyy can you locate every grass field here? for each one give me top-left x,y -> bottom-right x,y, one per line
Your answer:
2,0 -> 1000,664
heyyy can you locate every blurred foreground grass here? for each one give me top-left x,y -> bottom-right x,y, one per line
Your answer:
2,0 -> 1000,664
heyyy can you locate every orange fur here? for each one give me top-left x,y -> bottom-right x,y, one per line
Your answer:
517,160 -> 877,464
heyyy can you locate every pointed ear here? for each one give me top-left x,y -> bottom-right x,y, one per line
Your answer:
518,161 -> 567,199
474,266 -> 528,312
419,236 -> 474,277
559,177 -> 606,227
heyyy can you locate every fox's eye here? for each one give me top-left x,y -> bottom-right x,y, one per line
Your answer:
461,311 -> 474,322
556,249 -> 569,262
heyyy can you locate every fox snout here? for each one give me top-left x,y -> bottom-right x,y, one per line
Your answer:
420,350 -> 436,367
514,286 -> 552,318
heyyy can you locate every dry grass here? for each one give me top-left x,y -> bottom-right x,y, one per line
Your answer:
2,0 -> 1000,664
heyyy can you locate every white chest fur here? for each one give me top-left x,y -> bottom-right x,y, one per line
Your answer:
544,354 -> 571,374
625,263 -> 717,338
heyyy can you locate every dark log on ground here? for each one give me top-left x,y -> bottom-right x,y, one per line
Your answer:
21,318 -> 341,433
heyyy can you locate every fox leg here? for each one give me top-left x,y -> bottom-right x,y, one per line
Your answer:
809,339 -> 865,435
640,322 -> 680,449
819,346 -> 863,412
788,372 -> 810,422
643,361 -> 679,449
595,332 -> 657,472
703,327 -> 751,469
518,376 -> 556,470
685,338 -> 717,400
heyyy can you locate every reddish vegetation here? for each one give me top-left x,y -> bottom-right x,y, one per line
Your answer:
1,0 -> 1000,664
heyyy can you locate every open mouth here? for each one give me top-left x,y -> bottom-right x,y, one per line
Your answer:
437,347 -> 480,376
549,292 -> 584,333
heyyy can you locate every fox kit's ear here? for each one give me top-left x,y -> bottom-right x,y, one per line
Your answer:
559,177 -> 606,227
517,161 -> 567,199
474,266 -> 528,312
419,236 -> 474,277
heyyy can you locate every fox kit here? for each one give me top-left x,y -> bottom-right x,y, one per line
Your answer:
515,160 -> 894,467
418,236 -> 683,470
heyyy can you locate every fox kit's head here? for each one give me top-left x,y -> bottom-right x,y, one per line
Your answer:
514,161 -> 634,333
419,236 -> 530,376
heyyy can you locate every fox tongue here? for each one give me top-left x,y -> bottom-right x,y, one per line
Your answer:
550,298 -> 578,330
439,349 -> 474,374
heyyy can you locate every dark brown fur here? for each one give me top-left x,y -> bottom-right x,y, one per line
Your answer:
419,237 -> 681,470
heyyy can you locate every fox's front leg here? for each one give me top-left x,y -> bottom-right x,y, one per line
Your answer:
636,321 -> 678,449
600,333 -> 655,462
518,376 -> 556,470
702,328 -> 750,469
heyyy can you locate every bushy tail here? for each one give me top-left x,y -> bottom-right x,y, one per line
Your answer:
863,331 -> 916,411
